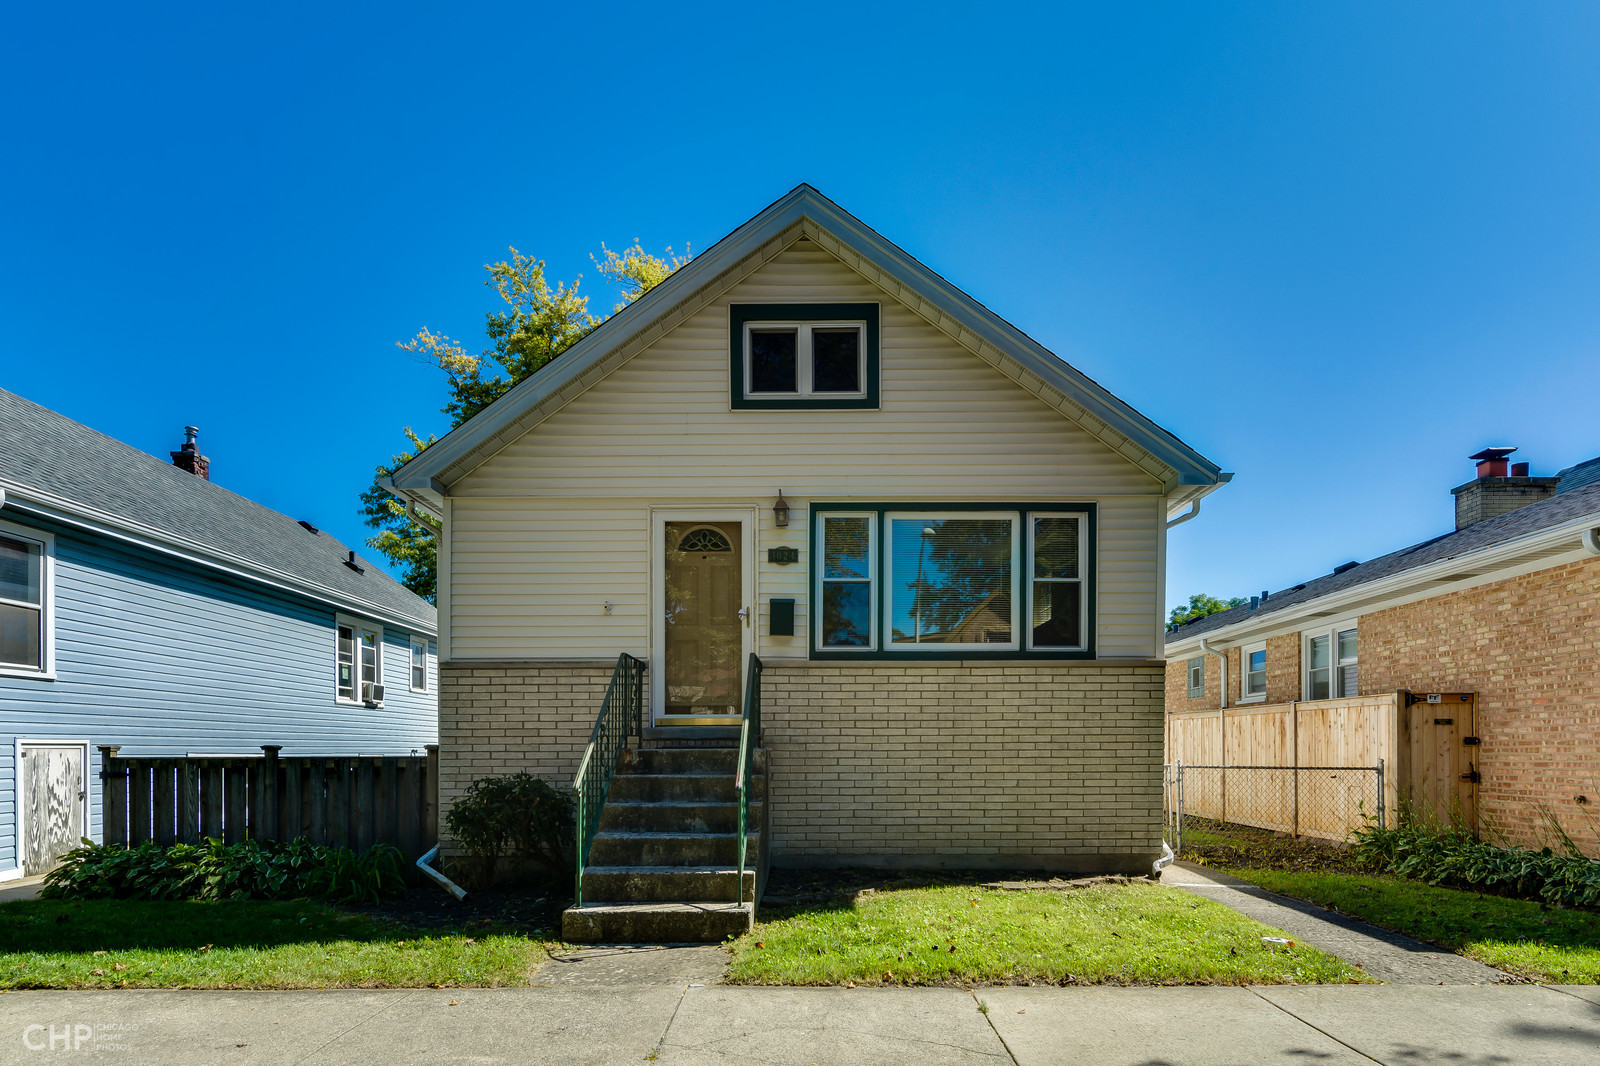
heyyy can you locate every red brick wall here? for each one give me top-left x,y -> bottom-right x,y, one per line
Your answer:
1165,634 -> 1301,710
1360,557 -> 1600,854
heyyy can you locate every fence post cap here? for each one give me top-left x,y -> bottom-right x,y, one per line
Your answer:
98,745 -> 121,757
261,745 -> 282,757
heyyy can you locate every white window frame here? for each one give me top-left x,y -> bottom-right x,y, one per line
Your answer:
885,510 -> 1020,652
0,519 -> 55,680
1302,621 -> 1358,701
1025,511 -> 1088,652
335,614 -> 383,705
1240,641 -> 1267,702
1186,656 -> 1205,699
815,512 -> 879,652
409,634 -> 429,693
742,320 -> 868,399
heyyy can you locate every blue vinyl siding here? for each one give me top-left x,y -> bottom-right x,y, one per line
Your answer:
0,510 -> 436,874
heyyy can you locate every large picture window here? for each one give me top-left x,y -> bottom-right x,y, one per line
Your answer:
0,524 -> 51,675
812,505 -> 1093,658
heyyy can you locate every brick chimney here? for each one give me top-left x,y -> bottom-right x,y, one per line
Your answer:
1450,447 -> 1557,530
170,426 -> 211,481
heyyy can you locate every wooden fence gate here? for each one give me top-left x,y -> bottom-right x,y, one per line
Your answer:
98,745 -> 439,861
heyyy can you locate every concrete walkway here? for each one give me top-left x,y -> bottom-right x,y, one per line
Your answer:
3,961 -> 1597,1064
0,874 -> 45,903
1164,861 -> 1507,984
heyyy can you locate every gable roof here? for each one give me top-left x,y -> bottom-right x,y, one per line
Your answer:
0,388 -> 435,632
389,185 -> 1228,511
1165,480 -> 1600,653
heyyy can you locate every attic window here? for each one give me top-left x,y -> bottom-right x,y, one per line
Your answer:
731,304 -> 879,410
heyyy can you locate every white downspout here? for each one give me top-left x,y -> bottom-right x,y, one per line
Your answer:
1165,498 -> 1201,530
1582,528 -> 1600,556
1200,636 -> 1229,710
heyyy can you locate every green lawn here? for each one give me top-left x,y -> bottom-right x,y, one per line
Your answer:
0,899 -> 551,989
1221,868 -> 1600,984
728,881 -> 1368,986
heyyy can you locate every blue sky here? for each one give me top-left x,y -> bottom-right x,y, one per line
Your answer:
3,3 -> 1597,613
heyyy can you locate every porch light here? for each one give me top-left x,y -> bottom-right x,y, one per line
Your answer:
773,490 -> 790,528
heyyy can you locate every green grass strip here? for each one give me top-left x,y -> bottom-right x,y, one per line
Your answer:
1221,868 -> 1600,984
728,881 -> 1367,986
1,899 -> 549,989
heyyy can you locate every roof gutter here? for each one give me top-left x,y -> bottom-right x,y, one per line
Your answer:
1166,508 -> 1600,657
378,478 -> 443,535
0,481 -> 436,635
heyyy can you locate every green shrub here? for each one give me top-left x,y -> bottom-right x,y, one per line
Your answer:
444,773 -> 575,889
40,838 -> 406,904
1353,820 -> 1600,910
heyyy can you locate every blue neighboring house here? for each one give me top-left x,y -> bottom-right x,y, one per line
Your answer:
0,388 -> 437,880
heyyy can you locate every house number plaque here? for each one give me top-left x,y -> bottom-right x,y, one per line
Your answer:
767,547 -> 799,564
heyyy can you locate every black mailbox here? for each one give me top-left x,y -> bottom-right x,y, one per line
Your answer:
770,598 -> 796,637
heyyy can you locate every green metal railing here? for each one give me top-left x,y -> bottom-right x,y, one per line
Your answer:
571,652 -> 645,906
734,652 -> 764,905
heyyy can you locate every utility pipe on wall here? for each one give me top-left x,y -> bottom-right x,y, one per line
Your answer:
1200,636 -> 1228,710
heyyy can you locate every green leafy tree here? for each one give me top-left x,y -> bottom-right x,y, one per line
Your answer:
1168,593 -> 1247,629
364,243 -> 690,599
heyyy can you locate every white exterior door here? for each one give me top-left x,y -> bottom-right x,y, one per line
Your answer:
651,509 -> 755,722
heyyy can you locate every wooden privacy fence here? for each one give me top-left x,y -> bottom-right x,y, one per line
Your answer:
98,745 -> 439,861
1166,690 -> 1480,840
1164,694 -> 1401,832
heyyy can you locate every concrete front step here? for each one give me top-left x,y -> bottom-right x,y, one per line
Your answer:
606,772 -> 748,804
561,901 -> 753,943
597,800 -> 762,834
588,830 -> 759,867
580,864 -> 756,903
620,747 -> 741,775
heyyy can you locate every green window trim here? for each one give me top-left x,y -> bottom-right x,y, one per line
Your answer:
808,502 -> 1097,661
730,303 -> 880,410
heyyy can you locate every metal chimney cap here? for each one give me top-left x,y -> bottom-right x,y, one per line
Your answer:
1468,446 -> 1517,461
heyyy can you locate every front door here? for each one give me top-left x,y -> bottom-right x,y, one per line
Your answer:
662,521 -> 744,720
22,744 -> 85,875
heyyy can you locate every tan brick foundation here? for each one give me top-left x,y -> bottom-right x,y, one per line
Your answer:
442,658 -> 1166,874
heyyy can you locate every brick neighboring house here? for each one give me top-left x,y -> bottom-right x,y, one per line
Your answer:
384,185 -> 1231,940
1165,447 -> 1600,854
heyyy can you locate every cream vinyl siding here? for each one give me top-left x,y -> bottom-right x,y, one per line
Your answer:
448,239 -> 1165,661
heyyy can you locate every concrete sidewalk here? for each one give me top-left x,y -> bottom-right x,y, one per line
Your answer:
3,978 -> 1597,1064
1163,861 -> 1505,985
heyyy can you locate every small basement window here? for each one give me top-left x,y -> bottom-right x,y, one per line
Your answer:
731,303 -> 879,410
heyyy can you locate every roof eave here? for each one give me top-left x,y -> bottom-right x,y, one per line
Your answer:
1163,509 -> 1600,657
0,478 -> 437,634
392,185 -> 1226,494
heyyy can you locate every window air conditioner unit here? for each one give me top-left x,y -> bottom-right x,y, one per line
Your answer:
365,684 -> 386,707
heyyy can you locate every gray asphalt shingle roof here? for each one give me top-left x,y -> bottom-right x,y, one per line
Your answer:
1167,479 -> 1600,645
0,388 -> 434,630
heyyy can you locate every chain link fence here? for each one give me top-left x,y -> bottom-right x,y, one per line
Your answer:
1165,763 -> 1385,857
